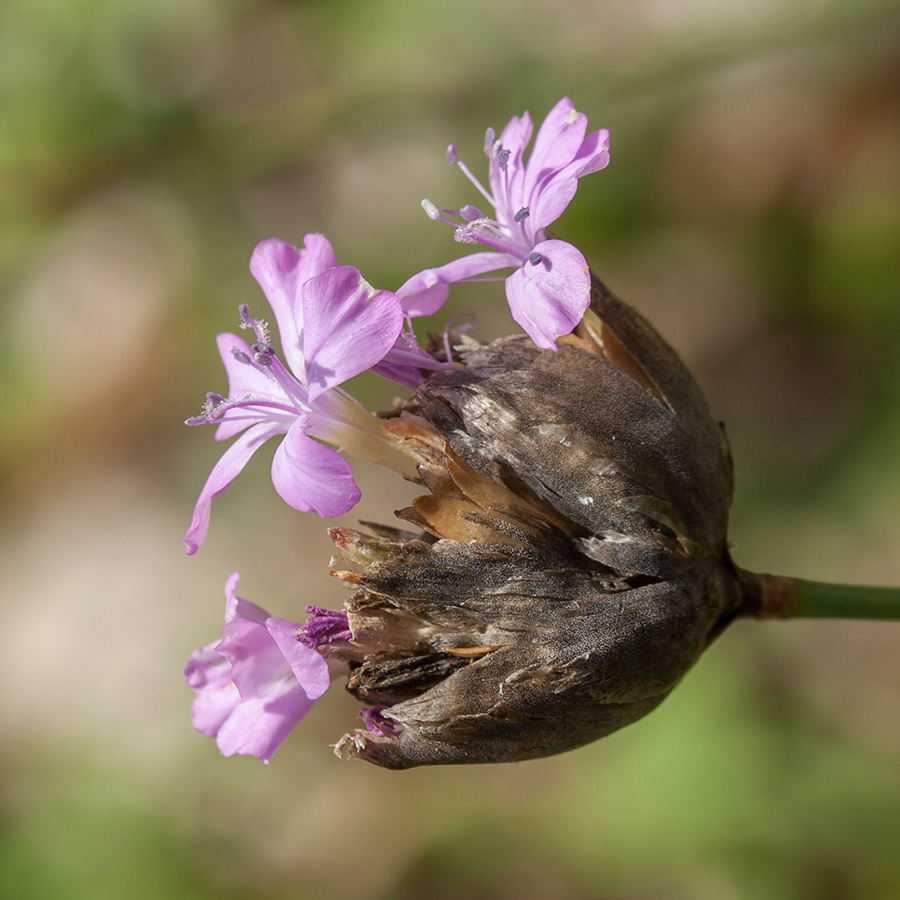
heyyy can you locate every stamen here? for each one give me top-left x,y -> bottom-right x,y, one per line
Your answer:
231,347 -> 251,365
483,127 -> 496,157
514,207 -> 530,223
497,148 -> 510,171
299,606 -> 352,648
251,341 -> 275,367
528,252 -> 543,266
238,303 -> 270,344
186,391 -> 227,426
445,144 -> 458,164
359,706 -> 400,737
442,311 -> 477,361
460,204 -> 483,221
421,198 -> 441,220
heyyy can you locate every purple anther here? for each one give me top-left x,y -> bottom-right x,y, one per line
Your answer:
528,252 -> 543,266
460,204 -> 483,222
445,144 -> 459,164
298,605 -> 352,648
359,706 -> 401,737
514,206 -> 530,223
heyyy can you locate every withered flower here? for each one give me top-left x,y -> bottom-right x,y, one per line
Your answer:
327,275 -> 744,768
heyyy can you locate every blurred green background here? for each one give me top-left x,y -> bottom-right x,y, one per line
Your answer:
2,0 -> 900,898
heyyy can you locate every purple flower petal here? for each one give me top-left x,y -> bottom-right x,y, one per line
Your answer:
218,616 -> 291,701
184,642 -> 239,737
493,111 -> 532,210
224,570 -> 270,624
270,419 -> 361,517
213,682 -> 318,764
267,617 -> 331,699
528,176 -> 580,233
183,420 -> 288,555
523,97 -> 587,197
497,110 -> 533,165
505,239 -> 590,350
569,127 -> 610,177
301,266 -> 403,401
529,128 -> 610,230
249,235 -> 337,375
370,330 -> 456,390
398,251 -> 519,317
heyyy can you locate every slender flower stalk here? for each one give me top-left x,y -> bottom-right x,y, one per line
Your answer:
739,572 -> 900,621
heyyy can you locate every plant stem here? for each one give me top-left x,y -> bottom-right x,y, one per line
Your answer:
738,570 -> 900,621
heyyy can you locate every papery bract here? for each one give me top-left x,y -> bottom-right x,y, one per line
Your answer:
407,97 -> 609,349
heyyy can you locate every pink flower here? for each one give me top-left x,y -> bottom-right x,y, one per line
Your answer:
405,97 -> 610,350
182,235 -> 405,554
184,572 -> 349,764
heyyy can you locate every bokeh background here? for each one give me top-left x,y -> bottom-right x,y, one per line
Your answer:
2,0 -> 900,898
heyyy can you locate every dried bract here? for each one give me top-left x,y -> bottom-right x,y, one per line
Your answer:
329,276 -> 742,768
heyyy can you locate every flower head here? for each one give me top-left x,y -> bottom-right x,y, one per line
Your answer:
405,97 -> 610,349
182,235 -> 408,555
184,572 -> 348,763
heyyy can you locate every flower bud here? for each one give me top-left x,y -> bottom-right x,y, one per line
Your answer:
329,275 -> 742,768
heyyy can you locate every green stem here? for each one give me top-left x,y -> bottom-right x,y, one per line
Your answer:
738,570 -> 900,621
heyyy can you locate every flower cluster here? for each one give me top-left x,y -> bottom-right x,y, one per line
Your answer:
184,98 -> 614,763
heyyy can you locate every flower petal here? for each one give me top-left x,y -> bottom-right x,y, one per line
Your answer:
497,111 -> 533,166
184,642 -> 239,738
505,240 -> 590,350
569,127 -> 610,177
223,571 -> 270,625
218,617 -> 293,701
266,617 -> 331,700
270,420 -> 360,517
300,266 -> 403,401
396,269 -> 451,318
528,176 -> 579,233
213,680 -> 317,764
492,110 -> 532,213
370,331 -> 455,390
523,97 -> 587,200
249,235 -> 337,375
529,128 -> 610,230
398,251 -> 520,317
182,420 -> 287,555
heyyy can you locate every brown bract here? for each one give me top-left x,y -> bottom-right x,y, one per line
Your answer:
329,276 -> 743,768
